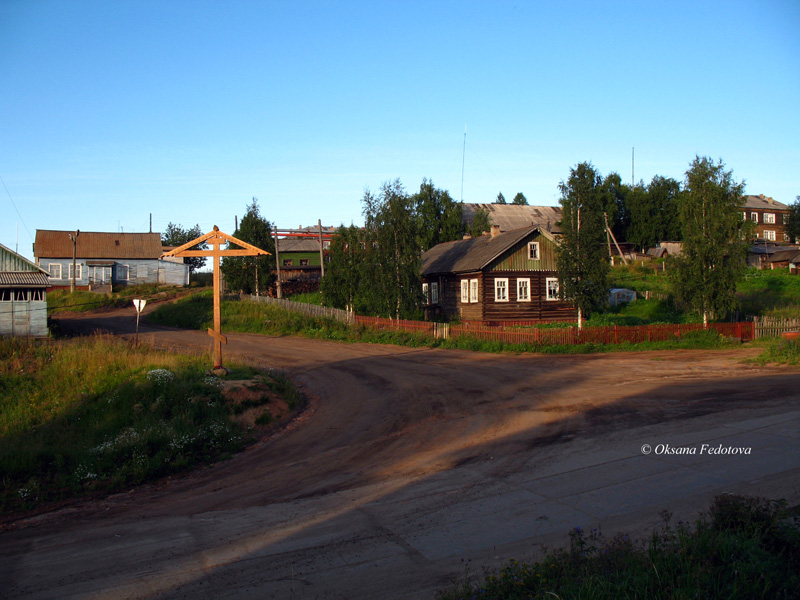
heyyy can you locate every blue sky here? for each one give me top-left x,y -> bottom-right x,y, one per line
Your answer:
2,0 -> 798,261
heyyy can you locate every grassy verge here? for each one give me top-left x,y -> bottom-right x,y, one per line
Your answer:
436,494 -> 800,600
751,338 -> 800,366
149,293 -> 741,354
47,284 -> 197,315
0,334 -> 301,514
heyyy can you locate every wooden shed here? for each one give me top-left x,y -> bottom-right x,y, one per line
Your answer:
421,226 -> 576,323
0,243 -> 49,337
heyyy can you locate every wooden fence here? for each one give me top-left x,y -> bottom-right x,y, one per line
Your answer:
751,317 -> 800,340
246,295 -> 354,323
243,296 -> 800,346
353,315 -> 755,345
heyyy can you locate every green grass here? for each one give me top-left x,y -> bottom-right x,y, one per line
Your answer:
436,494 -> 800,600
287,291 -> 323,305
737,269 -> 800,318
149,293 -> 740,355
47,284 -> 195,315
0,335 -> 303,514
751,338 -> 800,366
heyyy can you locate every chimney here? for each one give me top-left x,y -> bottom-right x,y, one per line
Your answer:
490,225 -> 501,238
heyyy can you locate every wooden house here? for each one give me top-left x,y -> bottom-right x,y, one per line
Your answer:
34,230 -> 189,291
275,237 -> 328,281
741,195 -> 791,242
0,243 -> 49,337
421,225 -> 576,323
769,248 -> 800,274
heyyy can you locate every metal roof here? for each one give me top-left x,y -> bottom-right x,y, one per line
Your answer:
769,248 -> 800,263
34,230 -> 164,260
278,238 -> 323,252
0,271 -> 50,287
741,195 -> 789,210
462,203 -> 562,233
422,226 -> 555,276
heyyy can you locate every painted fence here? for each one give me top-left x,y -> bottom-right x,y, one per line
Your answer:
353,315 -> 755,345
244,295 -> 800,345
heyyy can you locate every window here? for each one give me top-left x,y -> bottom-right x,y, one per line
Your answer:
461,280 -> 469,303
750,212 -> 758,223
527,242 -> 540,260
764,230 -> 776,241
48,263 -> 62,279
469,279 -> 479,303
742,211 -> 747,221
68,263 -> 83,280
785,233 -> 791,242
282,259 -> 293,266
763,213 -> 775,224
495,278 -> 509,302
546,277 -> 560,301
431,282 -> 439,304
117,265 -> 129,281
322,240 -> 331,250
422,283 -> 430,305
517,278 -> 531,302
299,259 -> 309,266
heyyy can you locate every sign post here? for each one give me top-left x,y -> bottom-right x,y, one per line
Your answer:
161,226 -> 270,370
133,298 -> 147,343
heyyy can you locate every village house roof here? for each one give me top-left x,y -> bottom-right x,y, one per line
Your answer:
278,238 -> 323,253
741,195 -> 789,210
769,248 -> 800,263
462,203 -> 562,233
422,226 -> 556,276
0,242 -> 50,287
34,230 -> 165,260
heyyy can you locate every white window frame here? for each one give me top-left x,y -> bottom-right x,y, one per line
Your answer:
469,279 -> 479,303
742,211 -> 747,222
763,212 -> 775,224
495,278 -> 509,302
764,230 -> 776,241
750,212 -> 758,223
546,277 -> 560,301
517,278 -> 531,302
527,242 -> 540,260
431,281 -> 439,305
422,282 -> 430,305
461,279 -> 470,304
68,263 -> 83,280
48,263 -> 62,279
117,264 -> 129,281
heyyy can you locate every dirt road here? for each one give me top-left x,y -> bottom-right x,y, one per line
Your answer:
2,306 -> 800,599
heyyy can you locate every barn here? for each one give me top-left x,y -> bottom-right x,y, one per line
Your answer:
421,225 -> 576,323
0,243 -> 49,337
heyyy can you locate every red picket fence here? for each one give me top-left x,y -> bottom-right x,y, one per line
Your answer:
352,315 -> 755,346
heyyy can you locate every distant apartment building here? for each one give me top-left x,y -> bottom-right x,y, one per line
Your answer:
741,195 -> 791,242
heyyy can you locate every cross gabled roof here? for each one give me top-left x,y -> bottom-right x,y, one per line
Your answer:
422,226 -> 556,276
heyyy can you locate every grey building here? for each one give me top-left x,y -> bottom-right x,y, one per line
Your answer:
34,230 -> 189,290
1,243 -> 49,337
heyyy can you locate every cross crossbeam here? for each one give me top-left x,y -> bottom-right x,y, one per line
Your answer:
162,226 -> 270,369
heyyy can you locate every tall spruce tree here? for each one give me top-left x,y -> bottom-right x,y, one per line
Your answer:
786,196 -> 800,244
556,162 -> 611,329
670,157 -> 749,326
220,198 -> 275,295
511,192 -> 528,205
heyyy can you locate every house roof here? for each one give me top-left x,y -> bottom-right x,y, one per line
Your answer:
34,230 -> 164,260
769,248 -> 800,263
278,238 -> 322,253
422,226 -> 555,276
741,195 -> 789,210
0,242 -> 50,287
462,203 -> 562,233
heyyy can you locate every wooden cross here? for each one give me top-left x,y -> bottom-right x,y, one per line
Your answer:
162,226 -> 271,369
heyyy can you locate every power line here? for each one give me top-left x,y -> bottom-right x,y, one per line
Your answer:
0,173 -> 33,241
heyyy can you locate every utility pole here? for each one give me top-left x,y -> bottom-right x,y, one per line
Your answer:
318,219 -> 325,278
274,226 -> 282,299
68,230 -> 80,293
